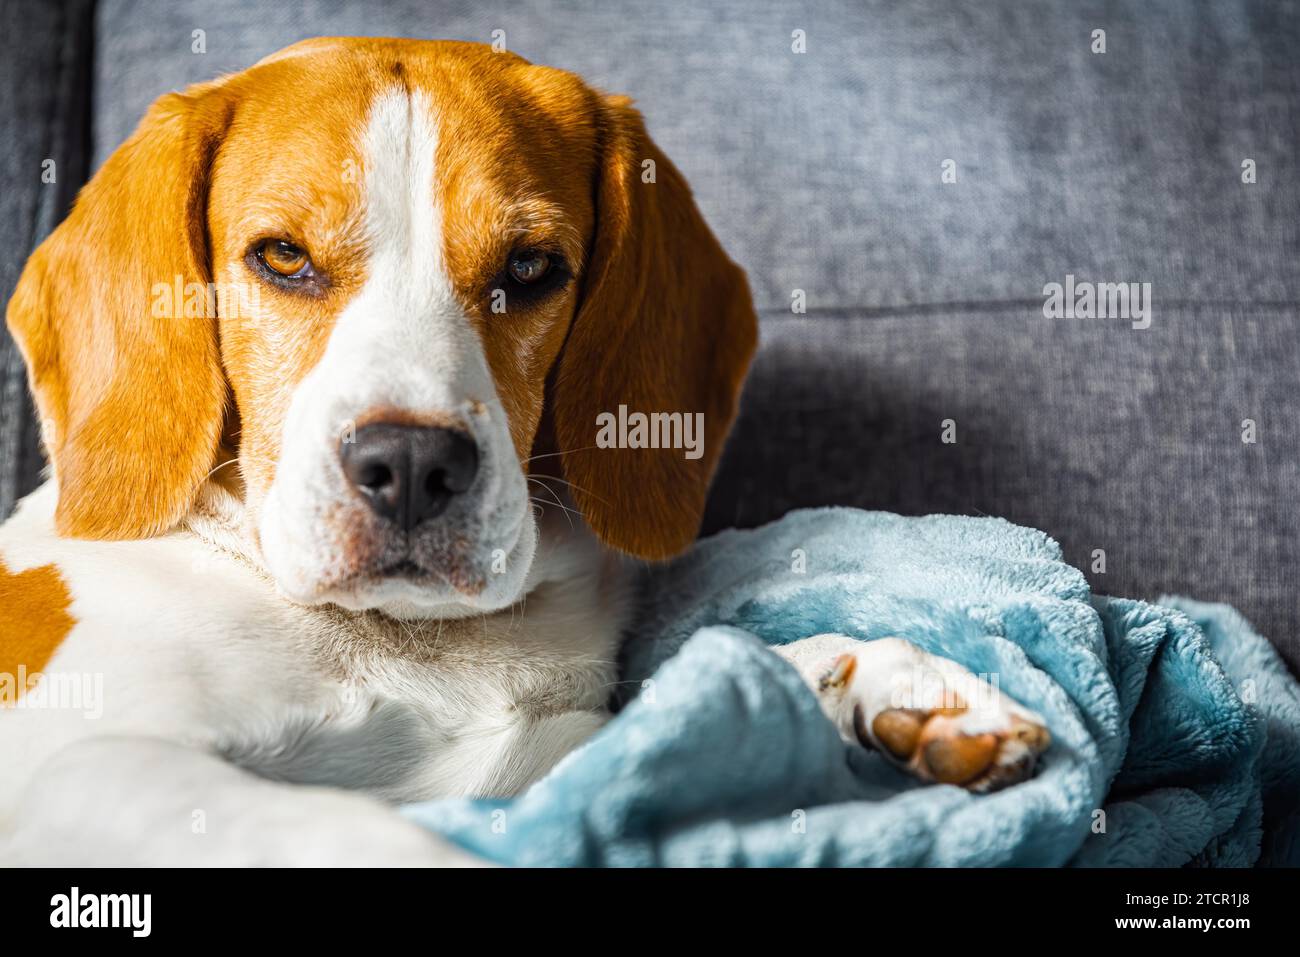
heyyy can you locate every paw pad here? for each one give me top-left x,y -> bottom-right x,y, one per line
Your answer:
858,704 -> 1051,791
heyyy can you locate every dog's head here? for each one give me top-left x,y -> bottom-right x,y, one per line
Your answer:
6,38 -> 756,618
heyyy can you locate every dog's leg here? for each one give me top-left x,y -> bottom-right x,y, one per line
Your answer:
775,635 -> 1051,792
2,736 -> 484,866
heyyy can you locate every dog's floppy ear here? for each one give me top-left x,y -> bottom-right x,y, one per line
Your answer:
551,95 -> 758,560
6,83 -> 232,539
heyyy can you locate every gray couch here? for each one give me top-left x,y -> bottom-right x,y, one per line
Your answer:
3,0 -> 1297,672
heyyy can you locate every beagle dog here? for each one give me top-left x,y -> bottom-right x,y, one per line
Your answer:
0,38 -> 1049,866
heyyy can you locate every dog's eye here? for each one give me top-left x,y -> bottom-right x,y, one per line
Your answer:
257,240 -> 313,279
507,249 -> 552,285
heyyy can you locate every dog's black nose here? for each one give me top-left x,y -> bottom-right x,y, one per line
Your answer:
340,424 -> 479,530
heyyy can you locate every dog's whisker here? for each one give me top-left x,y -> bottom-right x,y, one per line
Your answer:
529,490 -> 581,531
522,444 -> 604,465
526,473 -> 613,510
530,497 -> 578,531
526,480 -> 582,516
205,457 -> 241,481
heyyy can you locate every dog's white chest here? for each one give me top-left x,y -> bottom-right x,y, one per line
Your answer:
208,538 -> 629,802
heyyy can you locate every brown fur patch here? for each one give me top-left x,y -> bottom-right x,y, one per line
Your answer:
547,94 -> 758,559
353,406 -> 463,432
6,86 -> 233,539
0,556 -> 76,701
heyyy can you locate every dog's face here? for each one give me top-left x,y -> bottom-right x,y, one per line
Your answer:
214,44 -> 599,615
7,39 -> 756,617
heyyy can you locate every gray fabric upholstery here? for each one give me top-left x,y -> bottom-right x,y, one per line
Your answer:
706,307 -> 1300,668
0,0 -> 94,517
2,1 -> 1297,669
91,0 -> 1300,311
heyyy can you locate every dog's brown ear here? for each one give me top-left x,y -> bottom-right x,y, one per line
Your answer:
6,84 -> 232,539
551,95 -> 758,560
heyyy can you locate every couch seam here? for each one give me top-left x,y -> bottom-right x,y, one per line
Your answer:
756,298 -> 1300,320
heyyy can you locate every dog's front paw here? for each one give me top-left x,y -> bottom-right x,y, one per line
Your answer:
779,634 -> 1050,793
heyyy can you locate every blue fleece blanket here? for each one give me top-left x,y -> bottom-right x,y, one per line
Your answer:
404,509 -> 1300,866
